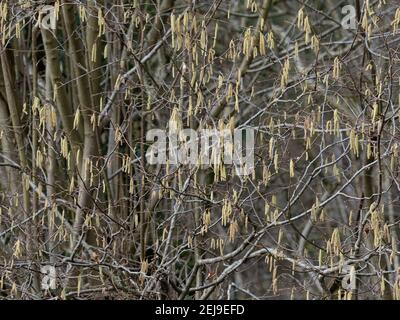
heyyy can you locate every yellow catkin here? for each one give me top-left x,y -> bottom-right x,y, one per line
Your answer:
289,159 -> 295,177
280,59 -> 290,89
333,57 -> 341,79
392,8 -> 400,33
259,31 -> 266,55
297,7 -> 304,29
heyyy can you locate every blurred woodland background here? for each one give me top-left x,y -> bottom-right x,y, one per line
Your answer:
0,0 -> 400,300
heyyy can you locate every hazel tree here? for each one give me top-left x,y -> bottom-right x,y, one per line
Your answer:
0,0 -> 399,300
